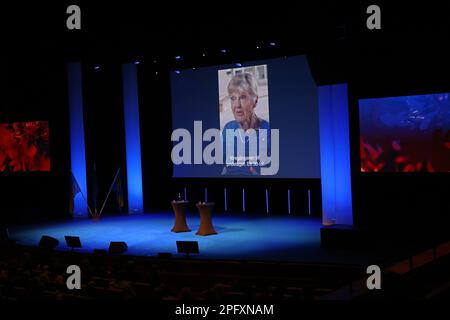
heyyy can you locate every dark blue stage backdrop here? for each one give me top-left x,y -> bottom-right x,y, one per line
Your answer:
170,55 -> 321,178
360,92 -> 450,173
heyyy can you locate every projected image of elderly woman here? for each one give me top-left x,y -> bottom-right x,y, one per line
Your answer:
224,73 -> 269,131
222,72 -> 270,175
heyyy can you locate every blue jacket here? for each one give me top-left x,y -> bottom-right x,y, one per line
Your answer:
221,119 -> 271,176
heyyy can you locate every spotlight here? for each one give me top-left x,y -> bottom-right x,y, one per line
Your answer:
202,53 -> 206,57
175,55 -> 181,60
134,61 -> 140,65
256,46 -> 260,49
270,42 -> 276,47
235,63 -> 242,67
175,70 -> 181,74
94,65 -> 100,70
220,49 -> 227,53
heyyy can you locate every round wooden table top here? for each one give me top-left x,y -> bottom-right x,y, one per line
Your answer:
196,202 -> 215,207
172,200 -> 189,204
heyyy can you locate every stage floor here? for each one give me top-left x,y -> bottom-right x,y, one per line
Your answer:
9,213 -> 384,265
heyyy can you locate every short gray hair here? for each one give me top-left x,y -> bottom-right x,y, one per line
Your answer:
227,72 -> 258,98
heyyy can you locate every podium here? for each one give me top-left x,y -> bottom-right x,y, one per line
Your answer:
171,200 -> 191,233
196,202 -> 217,236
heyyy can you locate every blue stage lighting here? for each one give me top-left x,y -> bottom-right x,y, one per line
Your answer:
122,63 -> 144,214
318,84 -> 353,226
67,63 -> 88,217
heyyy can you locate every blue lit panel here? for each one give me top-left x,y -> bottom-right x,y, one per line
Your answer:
122,63 -> 144,214
318,84 -> 353,226
68,63 -> 88,217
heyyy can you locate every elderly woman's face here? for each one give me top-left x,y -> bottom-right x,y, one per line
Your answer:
230,90 -> 257,123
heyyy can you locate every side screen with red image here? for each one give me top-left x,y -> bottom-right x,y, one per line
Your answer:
359,93 -> 450,172
0,121 -> 51,172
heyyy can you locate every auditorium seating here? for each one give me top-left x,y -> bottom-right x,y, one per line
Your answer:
0,244 -> 357,301
1,241 -> 449,301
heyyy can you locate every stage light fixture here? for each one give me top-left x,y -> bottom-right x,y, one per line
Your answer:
202,53 -> 206,57
175,55 -> 181,60
134,61 -> 140,65
270,42 -> 276,47
94,65 -> 100,70
39,235 -> 59,250
221,49 -> 227,53
109,241 -> 128,254
235,63 -> 242,67
175,70 -> 181,74
176,241 -> 199,257
64,236 -> 82,251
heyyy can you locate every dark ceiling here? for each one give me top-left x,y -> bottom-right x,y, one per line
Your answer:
3,1 -> 450,87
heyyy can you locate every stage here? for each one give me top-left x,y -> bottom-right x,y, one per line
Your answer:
7,213 -> 390,265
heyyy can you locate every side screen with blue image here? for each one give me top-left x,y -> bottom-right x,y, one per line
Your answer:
359,93 -> 450,172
